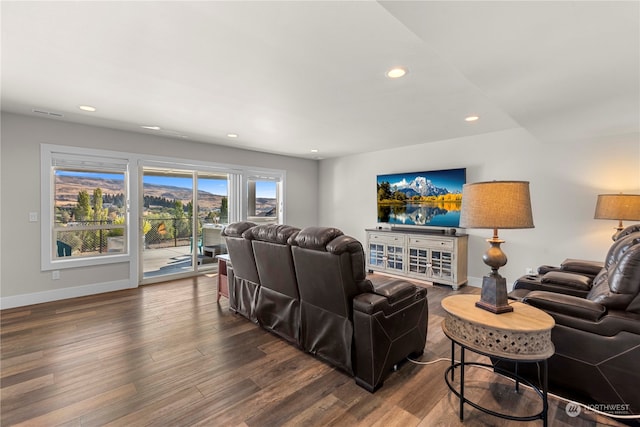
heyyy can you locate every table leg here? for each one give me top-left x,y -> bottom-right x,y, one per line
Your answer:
543,359 -> 548,427
450,339 -> 455,381
515,361 -> 520,392
459,346 -> 465,421
217,257 -> 229,302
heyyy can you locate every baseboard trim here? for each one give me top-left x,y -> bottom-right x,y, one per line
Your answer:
466,276 -> 483,288
0,279 -> 137,310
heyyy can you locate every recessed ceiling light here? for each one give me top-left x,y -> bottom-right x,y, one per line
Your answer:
386,67 -> 408,79
78,105 -> 96,112
227,133 -> 238,138
141,125 -> 161,130
465,115 -> 480,122
311,149 -> 319,153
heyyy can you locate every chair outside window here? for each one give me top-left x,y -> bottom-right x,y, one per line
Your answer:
56,241 -> 72,257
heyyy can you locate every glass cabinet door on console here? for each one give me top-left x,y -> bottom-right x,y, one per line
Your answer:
431,250 -> 453,280
408,248 -> 429,275
407,236 -> 456,283
366,232 -> 405,274
368,242 -> 385,268
366,229 -> 468,290
408,246 -> 454,281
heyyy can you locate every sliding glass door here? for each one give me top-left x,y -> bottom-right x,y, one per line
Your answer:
141,167 -> 230,281
139,161 -> 283,284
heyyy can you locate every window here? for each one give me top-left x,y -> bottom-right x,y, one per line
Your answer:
42,146 -> 130,270
247,174 -> 283,224
41,145 -> 286,275
54,169 -> 127,257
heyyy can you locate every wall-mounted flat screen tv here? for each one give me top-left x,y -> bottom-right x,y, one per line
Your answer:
376,168 -> 466,228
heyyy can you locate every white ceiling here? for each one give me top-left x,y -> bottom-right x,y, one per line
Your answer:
2,1 -> 638,159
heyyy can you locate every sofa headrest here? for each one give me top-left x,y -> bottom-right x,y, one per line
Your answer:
615,223 -> 640,241
326,235 -> 365,256
588,244 -> 640,311
291,226 -> 344,251
244,224 -> 300,244
221,221 -> 256,238
604,232 -> 640,268
609,244 -> 640,296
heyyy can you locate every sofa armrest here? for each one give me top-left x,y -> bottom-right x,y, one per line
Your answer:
537,265 -> 560,275
512,274 -> 590,298
371,279 -> 416,303
353,293 -> 387,315
541,271 -> 592,290
560,258 -> 604,276
523,291 -> 607,322
353,282 -> 428,392
354,280 -> 426,315
537,259 -> 603,278
356,278 -> 375,294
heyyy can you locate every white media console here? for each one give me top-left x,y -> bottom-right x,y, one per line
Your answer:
365,228 -> 468,290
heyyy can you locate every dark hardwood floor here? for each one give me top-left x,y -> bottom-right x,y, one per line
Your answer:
1,274 -> 628,426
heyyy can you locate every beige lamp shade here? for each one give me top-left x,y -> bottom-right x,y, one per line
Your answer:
594,194 -> 640,221
460,181 -> 534,229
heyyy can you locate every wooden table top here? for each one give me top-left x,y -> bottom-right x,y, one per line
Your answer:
442,294 -> 554,333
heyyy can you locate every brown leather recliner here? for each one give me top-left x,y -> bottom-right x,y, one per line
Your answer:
221,221 -> 259,322
509,235 -> 640,415
290,226 -> 428,392
245,224 -> 302,346
512,224 -> 640,298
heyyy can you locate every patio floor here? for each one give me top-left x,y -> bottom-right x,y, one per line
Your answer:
143,245 -> 218,278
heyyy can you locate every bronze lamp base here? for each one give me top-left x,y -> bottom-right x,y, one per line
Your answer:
476,272 -> 513,314
476,235 -> 513,314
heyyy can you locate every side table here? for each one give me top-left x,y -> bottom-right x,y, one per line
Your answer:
216,254 -> 231,301
441,294 -> 555,426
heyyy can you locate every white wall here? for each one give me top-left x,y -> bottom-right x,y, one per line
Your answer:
0,112 -> 318,307
318,127 -> 640,289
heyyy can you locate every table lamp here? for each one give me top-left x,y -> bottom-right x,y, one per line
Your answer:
594,194 -> 640,240
460,181 -> 534,314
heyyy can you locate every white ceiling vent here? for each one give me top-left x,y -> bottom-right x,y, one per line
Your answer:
32,108 -> 64,118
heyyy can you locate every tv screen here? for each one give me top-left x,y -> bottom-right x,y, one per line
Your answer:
376,168 -> 466,228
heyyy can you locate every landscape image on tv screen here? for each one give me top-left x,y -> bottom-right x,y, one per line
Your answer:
376,168 -> 466,228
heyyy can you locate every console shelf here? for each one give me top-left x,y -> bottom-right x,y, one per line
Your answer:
365,228 -> 468,290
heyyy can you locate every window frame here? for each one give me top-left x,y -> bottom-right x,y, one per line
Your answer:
41,144 -> 132,271
246,170 -> 285,225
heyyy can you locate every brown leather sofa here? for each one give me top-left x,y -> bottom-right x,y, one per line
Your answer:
222,223 -> 429,392
503,230 -> 640,416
